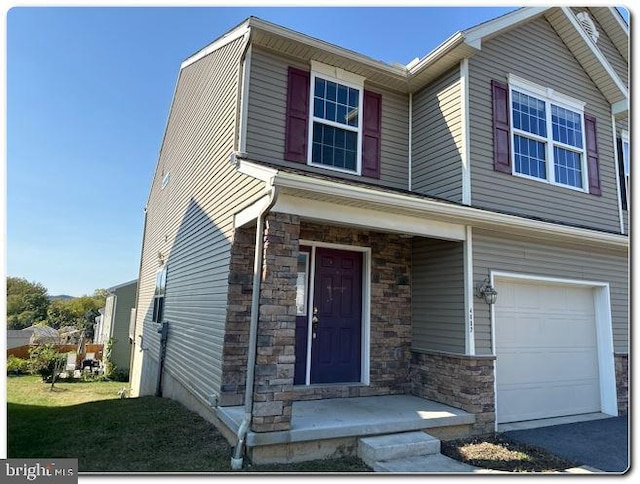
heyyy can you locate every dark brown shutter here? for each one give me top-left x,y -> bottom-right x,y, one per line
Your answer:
616,138 -> 628,210
491,80 -> 511,174
362,89 -> 382,178
284,67 -> 310,163
584,113 -> 601,196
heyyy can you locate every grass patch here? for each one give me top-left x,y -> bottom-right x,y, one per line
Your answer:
7,375 -> 370,473
441,434 -> 578,473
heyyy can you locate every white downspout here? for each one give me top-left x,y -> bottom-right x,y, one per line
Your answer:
408,92 -> 413,191
231,182 -> 278,470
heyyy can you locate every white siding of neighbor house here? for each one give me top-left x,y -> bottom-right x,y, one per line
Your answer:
132,36 -> 265,404
468,15 -> 622,233
472,229 -> 628,355
245,47 -> 410,190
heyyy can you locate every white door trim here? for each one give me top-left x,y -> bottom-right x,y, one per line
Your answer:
490,270 -> 618,430
299,239 -> 371,385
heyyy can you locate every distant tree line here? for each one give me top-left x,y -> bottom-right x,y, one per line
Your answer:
6,276 -> 107,341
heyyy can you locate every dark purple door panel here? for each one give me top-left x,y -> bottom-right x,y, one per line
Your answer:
311,248 -> 362,383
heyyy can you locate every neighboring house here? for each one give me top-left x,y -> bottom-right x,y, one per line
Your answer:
130,7 -> 629,465
6,329 -> 34,349
95,280 -> 137,374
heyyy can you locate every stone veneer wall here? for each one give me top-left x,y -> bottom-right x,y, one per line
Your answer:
615,353 -> 628,415
409,350 -> 496,434
295,222 -> 413,399
220,214 -> 414,428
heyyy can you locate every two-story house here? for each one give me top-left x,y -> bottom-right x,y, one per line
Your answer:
129,7 -> 629,466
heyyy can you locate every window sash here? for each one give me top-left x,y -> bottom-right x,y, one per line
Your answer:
308,71 -> 363,175
510,87 -> 587,191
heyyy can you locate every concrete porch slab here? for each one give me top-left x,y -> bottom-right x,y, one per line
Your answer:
216,394 -> 475,447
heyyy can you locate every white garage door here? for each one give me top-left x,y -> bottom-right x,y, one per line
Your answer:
495,279 -> 601,424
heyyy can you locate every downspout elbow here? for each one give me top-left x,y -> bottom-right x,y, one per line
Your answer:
231,184 -> 278,470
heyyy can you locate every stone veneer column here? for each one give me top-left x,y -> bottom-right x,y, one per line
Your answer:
251,213 -> 300,432
615,353 -> 628,415
220,225 -> 256,407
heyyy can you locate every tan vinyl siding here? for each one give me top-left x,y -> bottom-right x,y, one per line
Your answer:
245,47 -> 409,190
411,67 -> 463,202
135,36 -> 264,402
468,16 -> 621,233
571,7 -> 628,87
472,229 -> 628,355
411,238 -> 465,353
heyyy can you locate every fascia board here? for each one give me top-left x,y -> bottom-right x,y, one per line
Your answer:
247,17 -> 407,79
272,171 -> 628,250
181,21 -> 251,70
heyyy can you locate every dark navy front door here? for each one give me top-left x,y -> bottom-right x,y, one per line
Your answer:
310,248 -> 362,384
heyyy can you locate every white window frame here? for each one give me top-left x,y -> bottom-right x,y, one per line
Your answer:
508,74 -> 589,193
307,60 -> 365,176
621,130 -> 630,208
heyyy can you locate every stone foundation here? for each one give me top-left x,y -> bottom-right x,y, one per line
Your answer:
615,353 -> 628,415
409,350 -> 496,434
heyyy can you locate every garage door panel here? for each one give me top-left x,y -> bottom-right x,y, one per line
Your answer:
498,380 -> 601,422
495,279 -> 601,424
498,349 -> 599,385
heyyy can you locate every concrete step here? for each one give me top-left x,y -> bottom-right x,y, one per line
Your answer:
373,453 -> 489,473
358,431 -> 441,467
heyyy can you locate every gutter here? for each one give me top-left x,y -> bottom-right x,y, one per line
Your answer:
230,174 -> 279,470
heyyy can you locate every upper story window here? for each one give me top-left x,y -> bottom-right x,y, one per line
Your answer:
509,75 -> 588,192
309,62 -> 364,174
284,62 -> 381,179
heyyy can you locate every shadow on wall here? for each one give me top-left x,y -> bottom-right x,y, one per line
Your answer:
134,197 -> 232,407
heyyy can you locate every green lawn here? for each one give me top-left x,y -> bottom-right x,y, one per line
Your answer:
7,375 -> 371,473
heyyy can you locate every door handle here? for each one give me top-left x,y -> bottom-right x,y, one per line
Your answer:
312,307 -> 319,338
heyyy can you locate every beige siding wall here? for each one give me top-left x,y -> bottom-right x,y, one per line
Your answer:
468,16 -> 621,233
245,47 -> 410,190
132,37 -> 265,402
411,238 -> 465,353
571,7 -> 628,87
411,67 -> 463,202
472,229 -> 629,355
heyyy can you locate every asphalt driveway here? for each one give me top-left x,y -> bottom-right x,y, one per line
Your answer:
503,416 -> 629,473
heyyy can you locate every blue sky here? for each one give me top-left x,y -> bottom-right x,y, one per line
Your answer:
4,4 -> 629,297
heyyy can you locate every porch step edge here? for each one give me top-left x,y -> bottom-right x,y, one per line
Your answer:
358,431 -> 440,466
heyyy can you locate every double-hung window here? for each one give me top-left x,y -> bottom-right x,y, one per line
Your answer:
308,61 -> 364,175
152,266 -> 167,323
509,75 -> 588,191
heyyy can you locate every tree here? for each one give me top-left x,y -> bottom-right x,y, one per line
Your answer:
6,277 -> 50,330
46,300 -> 78,329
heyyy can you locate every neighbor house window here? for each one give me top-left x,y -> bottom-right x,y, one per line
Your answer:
152,266 -> 167,323
309,66 -> 364,174
509,75 -> 588,191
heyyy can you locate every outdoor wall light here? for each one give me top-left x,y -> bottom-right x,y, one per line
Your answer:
476,278 -> 498,305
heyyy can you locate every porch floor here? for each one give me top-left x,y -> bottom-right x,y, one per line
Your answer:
216,394 -> 475,447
